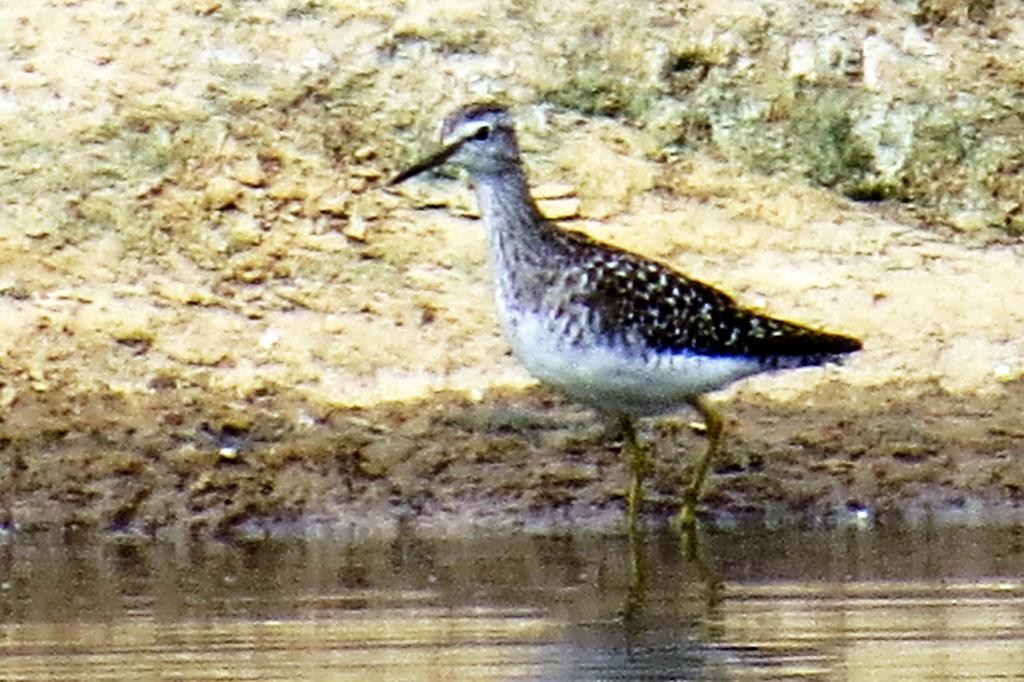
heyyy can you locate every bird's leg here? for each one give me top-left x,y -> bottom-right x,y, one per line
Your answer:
618,414 -> 651,532
621,513 -> 647,628
676,396 -> 724,529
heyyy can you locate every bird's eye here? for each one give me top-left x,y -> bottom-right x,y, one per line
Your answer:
472,125 -> 492,141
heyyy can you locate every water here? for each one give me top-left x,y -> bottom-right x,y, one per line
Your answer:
3,524 -> 1024,680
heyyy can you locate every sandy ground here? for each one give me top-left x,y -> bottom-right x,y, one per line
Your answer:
2,1 -> 1024,537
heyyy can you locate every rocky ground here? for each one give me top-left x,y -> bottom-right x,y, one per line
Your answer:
1,0 -> 1023,537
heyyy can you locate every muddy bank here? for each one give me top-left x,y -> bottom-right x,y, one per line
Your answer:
4,376 -> 1023,537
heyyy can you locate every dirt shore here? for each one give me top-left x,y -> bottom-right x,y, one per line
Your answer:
2,1 -> 1023,537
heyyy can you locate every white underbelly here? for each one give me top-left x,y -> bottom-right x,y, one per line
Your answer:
502,311 -> 762,416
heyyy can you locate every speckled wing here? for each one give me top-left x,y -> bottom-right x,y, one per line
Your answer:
561,235 -> 862,365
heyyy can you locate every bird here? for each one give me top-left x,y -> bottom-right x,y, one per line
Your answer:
389,102 -> 861,530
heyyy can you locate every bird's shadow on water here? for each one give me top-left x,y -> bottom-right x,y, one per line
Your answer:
382,520 -> 729,680
622,526 -> 724,631
544,525 -> 729,681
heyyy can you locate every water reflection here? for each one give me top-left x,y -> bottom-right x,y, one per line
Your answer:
2,524 -> 1024,680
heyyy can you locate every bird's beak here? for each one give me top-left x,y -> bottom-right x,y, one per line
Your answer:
388,141 -> 461,186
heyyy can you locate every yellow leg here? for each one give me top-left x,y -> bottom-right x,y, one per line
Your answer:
622,512 -> 646,627
618,415 -> 651,532
676,396 -> 724,529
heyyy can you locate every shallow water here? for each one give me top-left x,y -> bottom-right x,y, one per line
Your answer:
3,523 -> 1024,681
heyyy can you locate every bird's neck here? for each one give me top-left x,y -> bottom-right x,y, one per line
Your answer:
471,167 -> 561,272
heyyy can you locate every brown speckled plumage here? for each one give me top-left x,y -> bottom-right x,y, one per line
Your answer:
504,222 -> 860,364
455,107 -> 861,371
